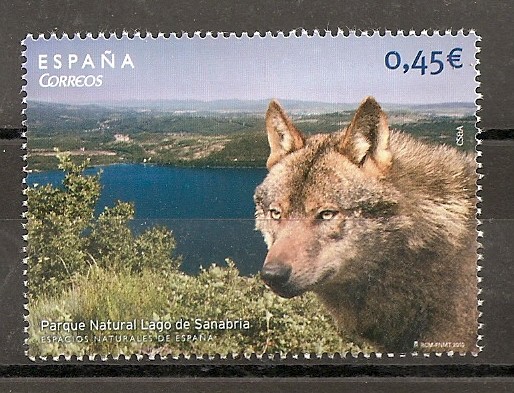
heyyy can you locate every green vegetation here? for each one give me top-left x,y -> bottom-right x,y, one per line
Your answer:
395,116 -> 477,151
27,102 -> 477,171
27,156 -> 365,357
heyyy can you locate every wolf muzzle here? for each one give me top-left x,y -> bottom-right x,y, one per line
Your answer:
261,261 -> 301,298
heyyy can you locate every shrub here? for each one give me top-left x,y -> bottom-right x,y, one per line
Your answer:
28,261 -> 364,358
26,155 -> 178,296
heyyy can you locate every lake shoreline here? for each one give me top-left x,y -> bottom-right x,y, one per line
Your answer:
27,154 -> 268,173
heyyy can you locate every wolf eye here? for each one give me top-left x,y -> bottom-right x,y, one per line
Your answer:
318,210 -> 338,220
269,209 -> 281,220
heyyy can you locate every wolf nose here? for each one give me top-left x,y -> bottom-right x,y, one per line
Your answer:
261,262 -> 292,286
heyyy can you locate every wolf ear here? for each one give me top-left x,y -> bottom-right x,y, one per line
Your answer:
265,100 -> 305,169
338,96 -> 392,176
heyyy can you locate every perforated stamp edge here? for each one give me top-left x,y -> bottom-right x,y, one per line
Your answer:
21,29 -> 483,361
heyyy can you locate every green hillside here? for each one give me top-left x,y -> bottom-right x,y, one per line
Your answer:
26,102 -> 477,170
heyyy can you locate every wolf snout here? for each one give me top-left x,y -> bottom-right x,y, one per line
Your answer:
260,262 -> 292,287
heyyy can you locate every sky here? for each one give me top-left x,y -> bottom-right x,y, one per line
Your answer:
24,32 -> 479,105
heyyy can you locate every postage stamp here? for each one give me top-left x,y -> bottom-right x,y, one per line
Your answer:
22,31 -> 481,359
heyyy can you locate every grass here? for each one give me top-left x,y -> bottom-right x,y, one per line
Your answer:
27,261 -> 367,358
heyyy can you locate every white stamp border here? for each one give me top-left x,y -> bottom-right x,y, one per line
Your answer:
21,29 -> 483,361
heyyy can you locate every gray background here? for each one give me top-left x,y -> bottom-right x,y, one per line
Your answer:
0,0 -> 513,390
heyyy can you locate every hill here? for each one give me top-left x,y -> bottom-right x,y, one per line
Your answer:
26,100 -> 477,170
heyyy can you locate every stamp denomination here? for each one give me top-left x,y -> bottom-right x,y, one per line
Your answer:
23,31 -> 480,359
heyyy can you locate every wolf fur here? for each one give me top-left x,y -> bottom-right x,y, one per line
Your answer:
254,97 -> 478,352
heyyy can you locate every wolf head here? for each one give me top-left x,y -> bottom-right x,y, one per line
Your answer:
254,97 -> 402,299
254,97 -> 478,351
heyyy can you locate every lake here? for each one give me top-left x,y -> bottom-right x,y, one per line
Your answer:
27,164 -> 268,275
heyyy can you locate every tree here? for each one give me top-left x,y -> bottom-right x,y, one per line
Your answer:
26,155 -> 178,296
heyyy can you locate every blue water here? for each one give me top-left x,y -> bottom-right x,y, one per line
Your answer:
27,164 -> 268,275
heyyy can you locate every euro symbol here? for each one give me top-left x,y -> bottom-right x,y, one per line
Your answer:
447,47 -> 463,69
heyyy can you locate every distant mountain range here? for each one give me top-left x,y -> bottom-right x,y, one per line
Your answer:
27,99 -> 476,116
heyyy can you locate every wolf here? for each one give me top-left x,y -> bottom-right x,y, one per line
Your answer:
254,97 -> 478,353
